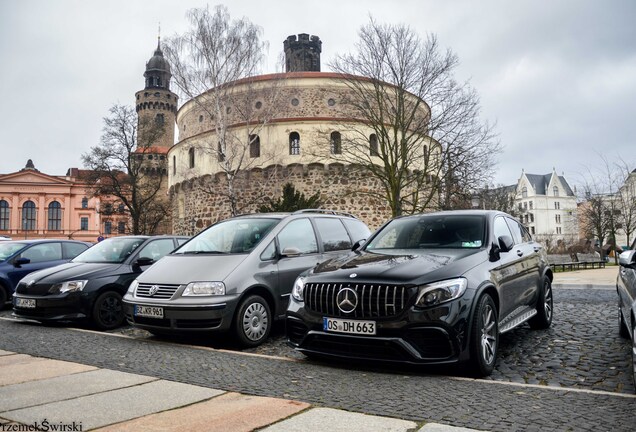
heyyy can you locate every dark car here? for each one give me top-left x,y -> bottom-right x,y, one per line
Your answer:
123,210 -> 371,347
12,235 -> 188,330
617,243 -> 636,391
286,210 -> 553,377
0,239 -> 90,308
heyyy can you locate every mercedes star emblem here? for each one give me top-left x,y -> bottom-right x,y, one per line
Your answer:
349,273 -> 357,278
336,287 -> 358,314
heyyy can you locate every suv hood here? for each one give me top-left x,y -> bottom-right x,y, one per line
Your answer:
310,249 -> 486,283
20,262 -> 125,286
135,254 -> 248,284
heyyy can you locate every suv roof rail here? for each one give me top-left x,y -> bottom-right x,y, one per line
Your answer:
292,209 -> 358,219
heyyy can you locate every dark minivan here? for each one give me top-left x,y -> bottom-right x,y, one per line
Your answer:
13,235 -> 188,329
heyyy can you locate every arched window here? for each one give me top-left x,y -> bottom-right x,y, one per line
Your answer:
81,197 -> 88,209
22,201 -> 36,231
522,187 -> 528,198
289,132 -> 300,155
173,156 -> 176,175
553,186 -> 559,197
217,142 -> 225,162
189,147 -> 195,168
423,144 -> 429,163
249,135 -> 260,158
0,200 -> 9,230
330,131 -> 342,155
47,201 -> 62,231
369,134 -> 379,156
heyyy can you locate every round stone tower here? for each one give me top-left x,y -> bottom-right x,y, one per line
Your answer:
284,33 -> 322,72
135,37 -> 178,150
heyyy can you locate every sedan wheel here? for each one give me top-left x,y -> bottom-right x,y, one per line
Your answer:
469,294 -> 498,377
92,291 -> 124,330
235,295 -> 271,347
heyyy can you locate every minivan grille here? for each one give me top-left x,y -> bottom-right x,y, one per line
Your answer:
304,283 -> 411,319
136,283 -> 181,299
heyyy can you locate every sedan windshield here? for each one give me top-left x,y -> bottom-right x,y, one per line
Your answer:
175,218 -> 279,254
365,215 -> 486,252
73,238 -> 146,264
0,242 -> 27,261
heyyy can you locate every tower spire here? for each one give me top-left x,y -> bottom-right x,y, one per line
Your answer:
158,22 -> 161,49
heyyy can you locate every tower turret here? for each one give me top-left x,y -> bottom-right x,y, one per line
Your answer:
284,34 -> 322,72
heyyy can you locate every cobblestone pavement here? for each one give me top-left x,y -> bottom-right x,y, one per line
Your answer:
1,286 -> 634,431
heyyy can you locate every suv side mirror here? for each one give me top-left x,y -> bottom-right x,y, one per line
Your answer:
281,247 -> 301,258
618,250 -> 636,268
351,239 -> 366,252
13,257 -> 30,267
498,235 -> 514,253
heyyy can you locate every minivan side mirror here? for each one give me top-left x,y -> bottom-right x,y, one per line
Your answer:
13,257 -> 30,267
280,247 -> 301,258
498,235 -> 514,253
618,250 -> 636,268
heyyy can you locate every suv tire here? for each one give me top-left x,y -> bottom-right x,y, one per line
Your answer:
529,277 -> 553,330
469,293 -> 498,377
235,295 -> 271,347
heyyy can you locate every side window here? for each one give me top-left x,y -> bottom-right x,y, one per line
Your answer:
137,239 -> 177,261
505,218 -> 525,245
493,217 -> 513,242
22,243 -> 62,263
63,242 -> 89,259
260,240 -> 276,261
314,218 -> 352,252
342,219 -> 371,244
277,219 -> 318,255
176,238 -> 189,246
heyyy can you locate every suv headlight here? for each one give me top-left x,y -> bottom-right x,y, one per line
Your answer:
291,276 -> 305,302
415,278 -> 467,308
182,281 -> 225,296
127,279 -> 139,295
49,280 -> 88,294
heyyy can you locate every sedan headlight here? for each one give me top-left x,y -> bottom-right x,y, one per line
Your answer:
182,281 -> 225,296
415,278 -> 467,308
48,280 -> 89,294
291,276 -> 305,302
127,279 -> 139,295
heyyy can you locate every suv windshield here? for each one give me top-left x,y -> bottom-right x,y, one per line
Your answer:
175,218 -> 279,254
73,238 -> 146,264
365,215 -> 486,252
0,243 -> 26,261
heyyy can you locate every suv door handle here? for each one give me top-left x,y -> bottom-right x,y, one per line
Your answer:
517,250 -> 523,257
533,247 -> 541,253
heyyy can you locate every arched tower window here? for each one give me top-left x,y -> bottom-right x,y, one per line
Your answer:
47,201 -> 62,231
189,147 -> 195,168
249,135 -> 260,158
553,186 -> 559,197
289,132 -> 300,155
173,156 -> 176,175
369,134 -> 379,156
155,113 -> 165,125
0,200 -> 10,230
22,201 -> 36,231
330,131 -> 342,155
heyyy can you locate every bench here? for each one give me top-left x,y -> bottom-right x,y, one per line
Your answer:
547,254 -> 579,271
575,253 -> 606,269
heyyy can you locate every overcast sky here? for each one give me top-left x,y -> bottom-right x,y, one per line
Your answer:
1,0 -> 634,188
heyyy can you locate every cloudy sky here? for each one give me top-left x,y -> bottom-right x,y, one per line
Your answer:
1,0 -> 634,188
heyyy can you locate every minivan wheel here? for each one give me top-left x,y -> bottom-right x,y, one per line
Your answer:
619,306 -> 630,339
468,294 -> 498,377
529,277 -> 553,330
234,295 -> 271,347
92,291 -> 125,330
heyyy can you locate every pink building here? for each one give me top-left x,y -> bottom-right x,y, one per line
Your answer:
0,160 -> 128,243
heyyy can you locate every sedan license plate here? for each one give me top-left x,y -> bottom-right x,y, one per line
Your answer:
323,317 -> 376,335
15,298 -> 36,309
134,305 -> 164,319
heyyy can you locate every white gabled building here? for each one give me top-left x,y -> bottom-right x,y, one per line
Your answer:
514,168 -> 579,244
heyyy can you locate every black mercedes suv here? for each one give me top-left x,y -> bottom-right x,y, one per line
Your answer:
286,210 -> 553,376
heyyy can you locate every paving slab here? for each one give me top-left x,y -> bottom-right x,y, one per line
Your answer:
419,424 -> 485,432
553,267 -> 618,286
0,369 -> 156,412
2,379 -> 224,430
94,392 -> 310,432
0,356 -> 96,386
261,407 -> 417,432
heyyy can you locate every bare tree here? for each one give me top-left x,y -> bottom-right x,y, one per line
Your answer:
163,5 -> 287,216
476,184 -> 518,215
328,18 -> 499,217
81,104 -> 170,235
614,161 -> 636,248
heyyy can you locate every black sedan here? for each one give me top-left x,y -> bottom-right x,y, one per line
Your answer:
12,235 -> 188,330
286,210 -> 553,377
617,245 -> 636,391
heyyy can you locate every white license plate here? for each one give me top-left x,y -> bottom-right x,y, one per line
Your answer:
323,317 -> 376,335
134,305 -> 164,319
15,298 -> 36,309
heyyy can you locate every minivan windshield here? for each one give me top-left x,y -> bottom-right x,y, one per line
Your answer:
0,242 -> 27,261
175,218 -> 279,255
73,237 -> 146,264
365,215 -> 486,252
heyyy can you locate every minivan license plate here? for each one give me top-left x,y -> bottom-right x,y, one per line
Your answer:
134,305 -> 164,319
323,317 -> 376,335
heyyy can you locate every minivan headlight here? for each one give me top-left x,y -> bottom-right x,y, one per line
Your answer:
291,277 -> 305,302
49,280 -> 88,294
415,278 -> 467,308
127,279 -> 139,295
182,281 -> 225,296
